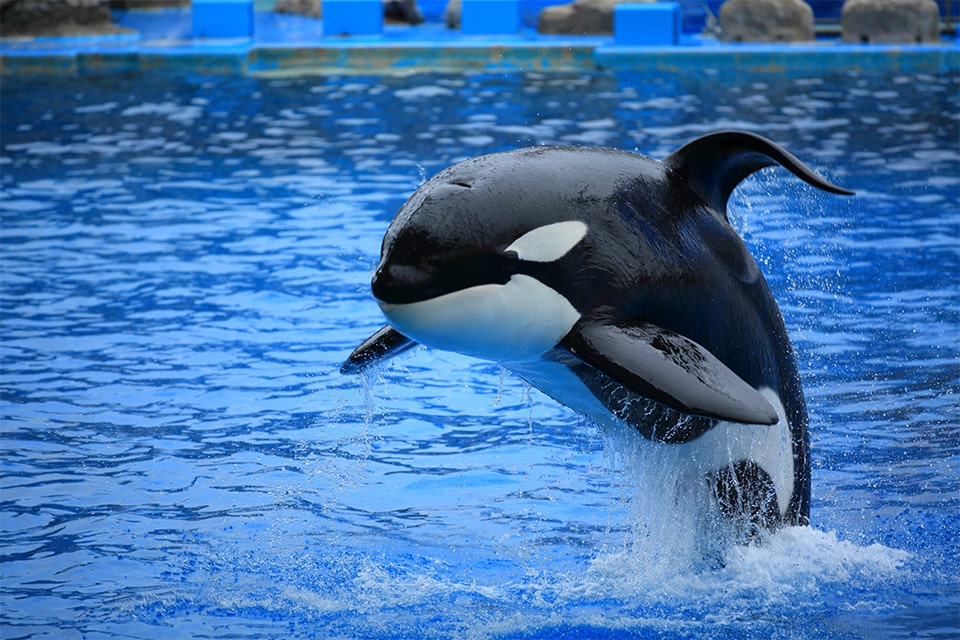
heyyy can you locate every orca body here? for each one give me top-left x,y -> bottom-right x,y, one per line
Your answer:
343,131 -> 853,535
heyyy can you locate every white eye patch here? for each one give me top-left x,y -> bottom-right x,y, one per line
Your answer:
505,220 -> 588,263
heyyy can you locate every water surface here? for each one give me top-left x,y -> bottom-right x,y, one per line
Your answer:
1,69 -> 958,639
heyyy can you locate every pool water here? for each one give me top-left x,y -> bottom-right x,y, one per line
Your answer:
1,70 -> 957,639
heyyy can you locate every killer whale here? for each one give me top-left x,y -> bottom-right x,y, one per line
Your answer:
343,131 -> 853,534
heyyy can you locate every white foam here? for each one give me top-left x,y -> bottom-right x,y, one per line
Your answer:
393,85 -> 455,100
266,526 -> 912,639
580,526 -> 912,607
720,526 -> 912,595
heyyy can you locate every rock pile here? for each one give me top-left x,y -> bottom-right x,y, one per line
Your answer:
0,0 -> 127,37
718,0 -> 815,42
841,0 -> 940,43
538,0 -> 654,35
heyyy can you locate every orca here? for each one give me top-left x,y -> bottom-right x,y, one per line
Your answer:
342,131 -> 853,536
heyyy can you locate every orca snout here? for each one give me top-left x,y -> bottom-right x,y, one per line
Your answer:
370,261 -> 431,305
373,248 -> 519,307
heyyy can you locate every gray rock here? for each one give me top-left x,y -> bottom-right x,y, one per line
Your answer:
107,1 -> 190,7
0,0 -> 128,37
273,0 -> 423,25
275,0 -> 321,19
538,0 -> 655,35
539,3 -> 577,33
273,0 -> 423,24
718,0 -> 815,42
384,0 -> 424,24
444,0 -> 460,29
841,0 -> 940,43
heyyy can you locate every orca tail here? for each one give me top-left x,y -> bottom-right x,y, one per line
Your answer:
663,130 -> 854,219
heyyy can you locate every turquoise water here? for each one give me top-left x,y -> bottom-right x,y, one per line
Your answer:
1,70 -> 958,638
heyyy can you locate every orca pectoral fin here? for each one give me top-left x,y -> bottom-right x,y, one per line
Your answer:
341,325 -> 418,374
562,321 -> 779,425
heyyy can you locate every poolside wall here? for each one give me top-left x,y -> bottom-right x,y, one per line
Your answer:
3,42 -> 956,76
1,3 -> 957,76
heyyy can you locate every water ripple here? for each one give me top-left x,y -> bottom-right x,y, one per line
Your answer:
1,69 -> 957,640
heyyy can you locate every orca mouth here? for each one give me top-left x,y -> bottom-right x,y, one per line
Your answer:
371,253 -> 517,305
371,263 -> 423,304
371,262 -> 448,305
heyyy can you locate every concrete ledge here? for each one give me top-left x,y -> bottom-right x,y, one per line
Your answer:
4,43 -> 958,76
0,53 -> 77,74
251,43 -> 597,73
595,42 -> 960,75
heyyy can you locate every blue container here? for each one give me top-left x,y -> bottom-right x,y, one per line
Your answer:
461,0 -> 522,35
192,0 -> 254,39
323,0 -> 384,36
614,2 -> 682,46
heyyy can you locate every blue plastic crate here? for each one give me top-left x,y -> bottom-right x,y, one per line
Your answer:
193,0 -> 254,39
461,0 -> 522,35
324,0 -> 384,36
614,2 -> 682,46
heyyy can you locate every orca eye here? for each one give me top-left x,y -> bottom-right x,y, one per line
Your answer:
505,220 -> 588,263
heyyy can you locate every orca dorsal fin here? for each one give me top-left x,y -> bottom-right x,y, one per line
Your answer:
663,130 -> 854,219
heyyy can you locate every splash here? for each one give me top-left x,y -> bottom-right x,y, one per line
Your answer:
582,525 -> 911,603
246,525 -> 913,640
593,415 -> 775,576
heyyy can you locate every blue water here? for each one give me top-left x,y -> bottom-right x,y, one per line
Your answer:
1,69 -> 958,639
